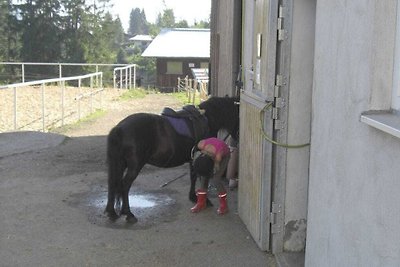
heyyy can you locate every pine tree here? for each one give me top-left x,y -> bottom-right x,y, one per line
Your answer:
156,8 -> 175,28
128,8 -> 148,36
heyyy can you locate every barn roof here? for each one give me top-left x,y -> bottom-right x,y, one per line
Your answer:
129,34 -> 153,42
142,28 -> 210,58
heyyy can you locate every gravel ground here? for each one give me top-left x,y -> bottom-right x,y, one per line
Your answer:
0,93 -> 277,267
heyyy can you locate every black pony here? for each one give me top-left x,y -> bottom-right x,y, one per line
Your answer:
105,96 -> 239,223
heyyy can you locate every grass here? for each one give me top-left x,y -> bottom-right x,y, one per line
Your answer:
80,109 -> 107,122
51,109 -> 106,133
171,91 -> 201,106
119,87 -> 159,101
118,88 -> 201,106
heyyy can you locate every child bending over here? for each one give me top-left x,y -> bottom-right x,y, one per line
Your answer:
191,137 -> 230,215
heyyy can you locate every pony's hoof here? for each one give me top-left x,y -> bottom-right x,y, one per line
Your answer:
105,209 -> 119,221
126,215 -> 138,224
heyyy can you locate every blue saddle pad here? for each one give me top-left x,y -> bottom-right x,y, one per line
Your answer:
164,116 -> 192,138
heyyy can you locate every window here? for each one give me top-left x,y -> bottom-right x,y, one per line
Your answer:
166,62 -> 183,74
360,2 -> 400,139
200,62 -> 209,69
392,4 -> 400,111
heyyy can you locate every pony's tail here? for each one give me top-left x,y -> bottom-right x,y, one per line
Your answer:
106,126 -> 125,212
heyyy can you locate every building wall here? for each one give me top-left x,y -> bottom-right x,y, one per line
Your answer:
306,0 -> 400,266
282,0 -> 315,252
156,58 -> 209,90
210,0 -> 241,97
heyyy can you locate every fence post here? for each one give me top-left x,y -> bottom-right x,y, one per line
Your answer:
78,78 -> 82,120
113,69 -> 116,89
41,83 -> 45,132
185,76 -> 189,99
90,76 -> 93,113
133,65 -> 136,89
192,80 -> 197,104
125,68 -> 128,89
61,81 -> 65,126
128,67 -> 132,89
13,86 -> 17,130
21,64 -> 25,83
100,73 -> 103,109
119,69 -> 123,89
96,65 -> 99,87
177,77 -> 180,93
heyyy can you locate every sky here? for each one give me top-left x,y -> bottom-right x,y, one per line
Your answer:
111,0 -> 212,31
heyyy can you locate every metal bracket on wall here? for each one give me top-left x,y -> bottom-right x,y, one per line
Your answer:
273,74 -> 285,130
277,5 -> 286,41
270,202 -> 282,234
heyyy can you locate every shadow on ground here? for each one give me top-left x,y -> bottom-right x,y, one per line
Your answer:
0,131 -> 276,266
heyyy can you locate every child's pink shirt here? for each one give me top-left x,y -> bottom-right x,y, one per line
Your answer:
201,137 -> 230,157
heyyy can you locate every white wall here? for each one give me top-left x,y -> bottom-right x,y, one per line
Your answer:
282,0 -> 315,252
306,0 -> 400,266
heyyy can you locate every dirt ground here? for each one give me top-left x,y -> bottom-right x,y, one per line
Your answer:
0,93 -> 276,266
0,86 -> 124,132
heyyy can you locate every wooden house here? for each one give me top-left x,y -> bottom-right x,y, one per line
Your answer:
128,34 -> 153,51
142,28 -> 210,91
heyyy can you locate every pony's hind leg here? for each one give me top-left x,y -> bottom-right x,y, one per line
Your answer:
120,165 -> 142,223
105,161 -> 125,220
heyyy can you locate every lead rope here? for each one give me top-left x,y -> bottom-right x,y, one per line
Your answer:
260,102 -> 310,149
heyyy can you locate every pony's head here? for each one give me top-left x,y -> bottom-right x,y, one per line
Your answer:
198,96 -> 240,138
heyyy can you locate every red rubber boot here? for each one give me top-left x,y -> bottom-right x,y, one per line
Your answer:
217,192 -> 228,215
191,189 -> 207,213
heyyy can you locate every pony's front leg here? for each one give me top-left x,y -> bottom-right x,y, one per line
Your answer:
105,195 -> 119,221
189,162 -> 197,203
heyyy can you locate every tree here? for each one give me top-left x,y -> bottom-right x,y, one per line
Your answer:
156,8 -> 175,28
59,0 -> 87,65
0,1 -> 21,83
13,0 -> 63,79
128,8 -> 148,36
0,0 -> 8,81
17,0 -> 63,63
0,0 -> 133,84
193,19 -> 210,29
175,19 -> 189,28
0,0 -> 8,61
116,48 -> 128,64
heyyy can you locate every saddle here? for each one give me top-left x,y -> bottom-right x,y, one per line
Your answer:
161,105 -> 209,141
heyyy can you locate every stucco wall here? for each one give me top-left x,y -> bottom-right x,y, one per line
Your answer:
282,0 -> 315,252
306,1 -> 400,266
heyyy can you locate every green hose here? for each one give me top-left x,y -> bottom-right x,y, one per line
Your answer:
259,102 -> 310,148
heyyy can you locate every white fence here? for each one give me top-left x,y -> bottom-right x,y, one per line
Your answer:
177,76 -> 208,104
113,64 -> 137,89
0,62 -> 128,84
0,72 -> 104,132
